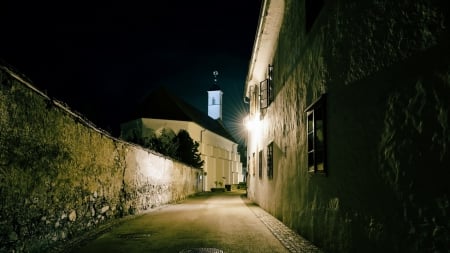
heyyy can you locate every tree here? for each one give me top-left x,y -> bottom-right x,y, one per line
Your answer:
156,128 -> 178,157
174,129 -> 204,169
123,127 -> 204,169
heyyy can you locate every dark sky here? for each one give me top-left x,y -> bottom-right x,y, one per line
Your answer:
0,0 -> 262,142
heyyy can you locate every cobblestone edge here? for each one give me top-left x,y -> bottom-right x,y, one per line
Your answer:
241,195 -> 324,253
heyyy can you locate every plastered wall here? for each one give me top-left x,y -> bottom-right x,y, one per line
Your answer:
247,0 -> 449,252
0,66 -> 201,252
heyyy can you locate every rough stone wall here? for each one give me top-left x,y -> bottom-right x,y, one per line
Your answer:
251,0 -> 449,252
0,66 -> 201,252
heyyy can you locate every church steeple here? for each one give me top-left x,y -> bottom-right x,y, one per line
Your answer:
207,70 -> 223,120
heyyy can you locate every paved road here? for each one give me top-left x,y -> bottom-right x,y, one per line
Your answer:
66,191 -> 322,253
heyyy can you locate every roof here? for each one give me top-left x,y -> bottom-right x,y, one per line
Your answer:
130,87 -> 236,142
244,0 -> 284,99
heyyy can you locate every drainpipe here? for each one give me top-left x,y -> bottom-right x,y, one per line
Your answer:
200,129 -> 206,191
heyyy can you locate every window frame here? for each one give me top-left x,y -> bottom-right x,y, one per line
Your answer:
260,65 -> 274,110
258,150 -> 263,179
267,142 -> 274,179
252,152 -> 256,176
260,79 -> 270,109
305,94 -> 327,175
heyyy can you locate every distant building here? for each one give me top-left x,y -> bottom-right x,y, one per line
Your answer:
244,0 -> 449,252
121,87 -> 242,191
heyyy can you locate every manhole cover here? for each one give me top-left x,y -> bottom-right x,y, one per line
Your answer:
116,233 -> 152,239
179,248 -> 224,253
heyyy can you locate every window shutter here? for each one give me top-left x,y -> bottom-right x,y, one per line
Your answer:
260,79 -> 269,109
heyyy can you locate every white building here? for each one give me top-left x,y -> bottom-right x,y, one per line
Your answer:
207,71 -> 223,120
120,87 -> 243,191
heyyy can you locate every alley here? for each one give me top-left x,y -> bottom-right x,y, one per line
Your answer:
64,191 -> 321,253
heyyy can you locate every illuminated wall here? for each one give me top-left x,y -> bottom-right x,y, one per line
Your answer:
0,66 -> 201,252
121,118 -> 243,190
245,0 -> 449,252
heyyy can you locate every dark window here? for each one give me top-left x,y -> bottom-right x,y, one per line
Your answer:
305,0 -> 324,33
267,142 -> 274,179
268,64 -> 274,84
305,94 -> 326,174
252,152 -> 256,176
260,65 -> 274,110
258,150 -> 263,179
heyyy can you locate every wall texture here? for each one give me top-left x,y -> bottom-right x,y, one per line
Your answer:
0,66 -> 201,252
247,0 -> 449,252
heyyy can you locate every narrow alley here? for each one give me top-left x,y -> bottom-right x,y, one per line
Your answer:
63,191 -> 323,253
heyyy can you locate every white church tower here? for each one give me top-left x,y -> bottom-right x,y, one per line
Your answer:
207,70 -> 223,120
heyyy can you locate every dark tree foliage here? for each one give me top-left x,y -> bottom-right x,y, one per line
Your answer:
174,129 -> 204,169
126,129 -> 161,151
124,128 -> 203,169
156,128 -> 178,157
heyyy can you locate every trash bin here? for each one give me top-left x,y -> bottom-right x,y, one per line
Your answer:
225,184 -> 231,191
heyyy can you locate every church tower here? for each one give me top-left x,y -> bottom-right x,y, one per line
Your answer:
207,70 -> 223,120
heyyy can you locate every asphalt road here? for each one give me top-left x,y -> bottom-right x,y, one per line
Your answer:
67,190 -> 289,253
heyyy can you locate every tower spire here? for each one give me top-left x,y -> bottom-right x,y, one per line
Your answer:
213,70 -> 218,84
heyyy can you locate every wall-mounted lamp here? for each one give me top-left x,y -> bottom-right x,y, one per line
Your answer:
243,114 -> 261,130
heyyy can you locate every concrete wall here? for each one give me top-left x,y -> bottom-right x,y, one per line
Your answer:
246,0 -> 449,252
0,66 -> 201,252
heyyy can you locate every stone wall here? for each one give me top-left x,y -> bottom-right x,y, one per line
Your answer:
0,66 -> 202,252
247,0 -> 449,252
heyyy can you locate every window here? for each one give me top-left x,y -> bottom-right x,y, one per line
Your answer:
252,152 -> 256,176
212,97 -> 216,105
260,65 -> 274,110
305,94 -> 326,174
260,79 -> 269,109
258,150 -> 263,179
267,142 -> 274,179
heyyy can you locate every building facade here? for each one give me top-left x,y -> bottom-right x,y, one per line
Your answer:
121,88 -> 243,191
244,0 -> 449,252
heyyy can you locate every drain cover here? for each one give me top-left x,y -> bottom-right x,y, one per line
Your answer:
116,233 -> 152,239
179,248 -> 224,253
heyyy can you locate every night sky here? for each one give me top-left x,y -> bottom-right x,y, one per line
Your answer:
0,0 -> 262,142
